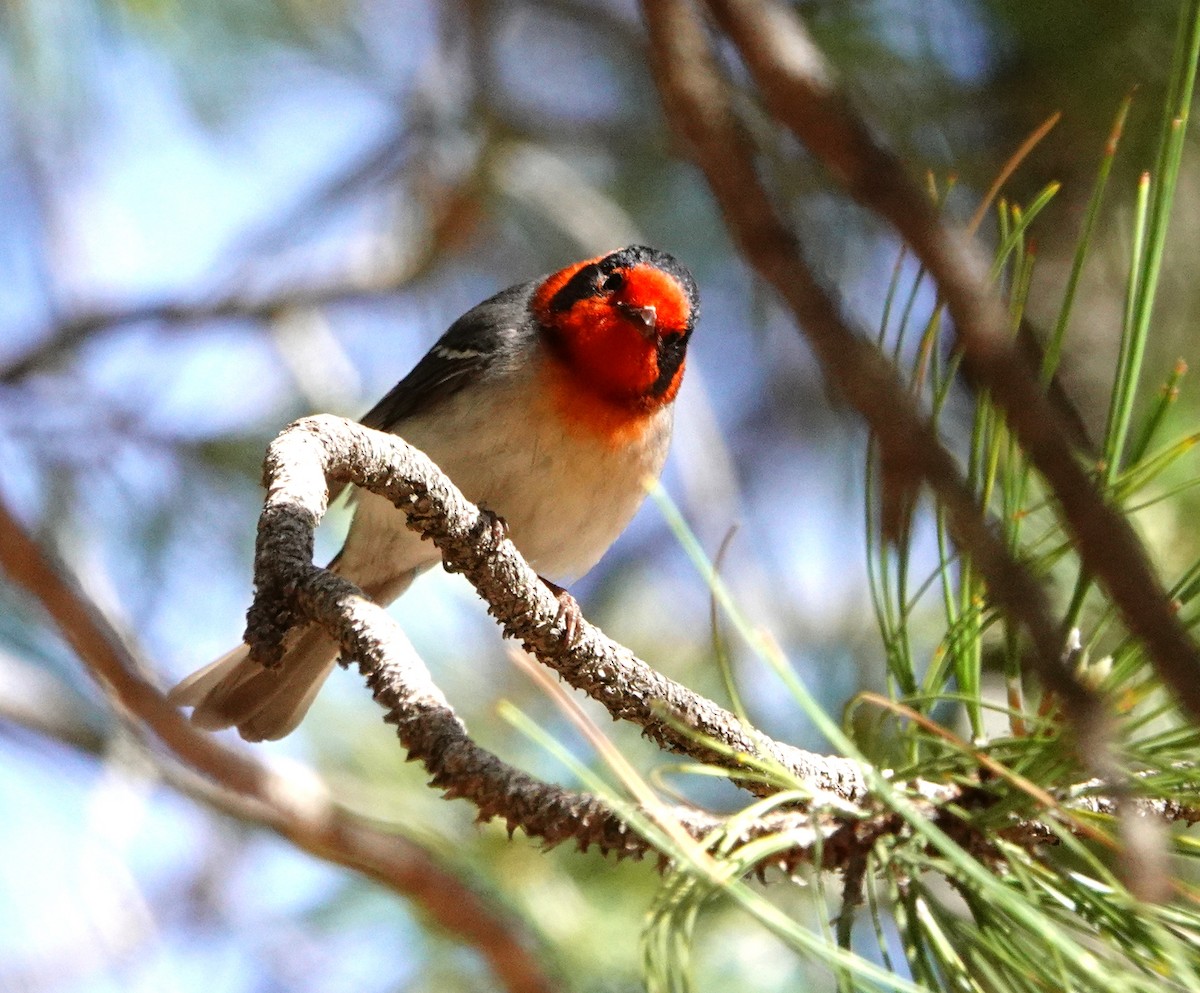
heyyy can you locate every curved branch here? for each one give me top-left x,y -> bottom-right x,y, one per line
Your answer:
2,127 -> 480,385
0,454 -> 895,891
249,415 -> 869,804
244,416 -> 1197,871
7,407 -> 1184,914
271,562 -> 858,868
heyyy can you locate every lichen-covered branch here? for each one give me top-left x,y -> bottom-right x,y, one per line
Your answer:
244,415 -> 1198,868
250,414 -> 869,804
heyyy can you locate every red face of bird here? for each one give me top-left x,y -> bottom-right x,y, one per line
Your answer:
532,246 -> 699,411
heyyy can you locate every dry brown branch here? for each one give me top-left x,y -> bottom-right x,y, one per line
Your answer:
0,493 -> 560,993
2,123 -> 481,385
0,287 -> 384,384
638,0 -> 1110,738
698,0 -> 1200,724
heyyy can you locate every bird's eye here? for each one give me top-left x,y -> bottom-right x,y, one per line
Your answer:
601,272 -> 625,293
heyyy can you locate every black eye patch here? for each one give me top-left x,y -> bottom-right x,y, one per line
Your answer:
601,271 -> 625,293
548,263 -> 609,313
649,330 -> 691,396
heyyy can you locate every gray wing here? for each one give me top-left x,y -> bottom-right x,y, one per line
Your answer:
361,280 -> 539,431
326,279 -> 540,560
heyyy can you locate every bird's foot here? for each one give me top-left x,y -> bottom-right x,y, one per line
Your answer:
540,577 -> 583,647
475,506 -> 509,550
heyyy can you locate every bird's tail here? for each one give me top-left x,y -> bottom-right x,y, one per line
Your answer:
172,549 -> 431,741
167,624 -> 341,742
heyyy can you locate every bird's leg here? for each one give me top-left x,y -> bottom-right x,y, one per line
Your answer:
539,577 -> 582,647
475,506 -> 508,549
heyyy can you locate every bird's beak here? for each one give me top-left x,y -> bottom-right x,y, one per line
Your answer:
618,302 -> 658,338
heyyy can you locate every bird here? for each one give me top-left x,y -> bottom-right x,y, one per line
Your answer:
169,245 -> 700,742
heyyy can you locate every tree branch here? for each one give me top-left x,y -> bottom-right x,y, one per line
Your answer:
6,406 -> 1189,926
698,0 -> 1200,723
0,458 -> 903,888
0,472 -> 934,918
244,415 -> 1198,860
638,0 -> 1114,745
249,415 -> 870,803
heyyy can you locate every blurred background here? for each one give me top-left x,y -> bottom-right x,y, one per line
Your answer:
1,1 -> 1198,991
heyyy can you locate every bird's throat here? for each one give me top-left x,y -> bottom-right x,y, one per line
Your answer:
537,347 -> 666,449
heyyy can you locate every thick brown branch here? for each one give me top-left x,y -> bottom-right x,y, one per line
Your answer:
701,0 -> 1200,723
2,130 -> 478,385
2,284 -> 405,385
638,0 -> 1109,736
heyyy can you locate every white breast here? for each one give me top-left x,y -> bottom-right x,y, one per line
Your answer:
335,358 -> 674,598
